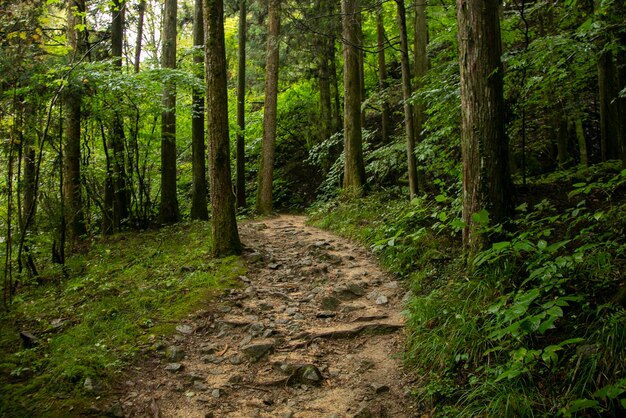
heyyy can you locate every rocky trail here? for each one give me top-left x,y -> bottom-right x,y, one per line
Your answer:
105,215 -> 416,417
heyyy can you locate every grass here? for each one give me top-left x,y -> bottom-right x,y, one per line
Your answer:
0,220 -> 244,417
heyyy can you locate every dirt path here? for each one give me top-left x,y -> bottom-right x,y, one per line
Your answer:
108,215 -> 416,417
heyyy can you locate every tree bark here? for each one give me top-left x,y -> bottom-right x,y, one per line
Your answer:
191,0 -> 209,220
236,0 -> 247,208
396,0 -> 419,199
205,0 -> 242,256
256,0 -> 280,215
329,35 -> 342,133
376,9 -> 390,144
341,0 -> 366,194
457,0 -> 512,254
317,0 -> 332,145
134,0 -> 146,73
64,0 -> 87,247
413,0 -> 428,191
159,0 -> 180,224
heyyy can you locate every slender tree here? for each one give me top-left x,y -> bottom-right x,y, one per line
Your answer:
457,0 -> 512,253
236,0 -> 247,208
317,0 -> 332,145
134,0 -> 146,73
341,0 -> 366,194
64,0 -> 87,247
414,0 -> 428,190
256,0 -> 281,215
191,0 -> 209,220
159,0 -> 180,224
396,0 -> 419,199
205,0 -> 242,256
376,8 -> 390,144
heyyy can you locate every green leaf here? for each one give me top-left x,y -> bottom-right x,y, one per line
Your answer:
435,194 -> 446,203
492,241 -> 510,251
562,399 -> 599,415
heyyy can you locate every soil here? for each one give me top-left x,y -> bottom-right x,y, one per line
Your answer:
101,215 -> 417,417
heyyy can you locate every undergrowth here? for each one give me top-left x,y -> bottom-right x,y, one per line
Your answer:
0,221 -> 244,417
308,164 -> 626,416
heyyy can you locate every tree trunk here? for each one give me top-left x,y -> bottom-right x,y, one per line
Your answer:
575,118 -> 588,167
159,0 -> 180,224
110,0 -> 129,231
556,114 -> 569,168
64,0 -> 87,247
396,0 -> 419,199
376,9 -> 390,144
342,0 -> 366,194
134,0 -> 146,73
191,0 -> 209,220
236,0 -> 247,208
317,0 -> 332,144
356,10 -> 366,128
457,0 -> 512,254
598,51 -> 620,161
256,0 -> 280,215
330,35 -> 342,133
414,0 -> 428,191
205,0 -> 242,257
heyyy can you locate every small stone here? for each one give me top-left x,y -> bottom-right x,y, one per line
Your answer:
262,328 -> 275,338
176,324 -> 194,335
165,363 -> 183,372
282,411 -> 294,418
371,383 -> 390,394
285,307 -> 299,316
200,344 -> 219,355
316,311 -> 336,318
185,391 -> 195,398
83,377 -> 99,393
248,252 -> 263,263
259,302 -> 273,311
321,296 -> 341,311
241,340 -> 275,362
249,322 -> 265,336
293,313 -> 305,320
402,291 -> 414,304
268,263 -> 281,270
107,402 -> 124,418
262,397 -> 274,406
301,365 -> 322,383
230,355 -> 244,365
384,281 -> 399,289
194,381 -> 208,391
211,389 -> 221,399
353,406 -> 374,418
220,306 -> 232,313
375,295 -> 388,305
166,346 -> 185,362
228,375 -> 242,384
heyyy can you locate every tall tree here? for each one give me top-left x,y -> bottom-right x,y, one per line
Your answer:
205,0 -> 242,256
256,0 -> 281,215
376,8 -> 390,144
396,0 -> 419,199
341,0 -> 366,193
413,0 -> 428,190
317,0 -> 332,145
64,0 -> 88,248
108,0 -> 129,232
134,0 -> 146,73
457,0 -> 512,252
159,0 -> 180,224
191,0 -> 209,220
236,0 -> 247,208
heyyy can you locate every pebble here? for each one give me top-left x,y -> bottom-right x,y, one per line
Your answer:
176,324 -> 194,335
165,363 -> 183,372
375,295 -> 389,305
211,389 -> 222,399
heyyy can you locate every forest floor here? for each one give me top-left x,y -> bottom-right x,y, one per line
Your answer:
102,215 -> 417,418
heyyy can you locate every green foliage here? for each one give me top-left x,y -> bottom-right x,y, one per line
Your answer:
0,222 -> 244,416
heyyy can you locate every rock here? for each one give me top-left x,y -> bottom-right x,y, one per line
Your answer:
293,313 -> 305,321
248,252 -> 263,263
165,363 -> 183,372
282,411 -> 294,418
107,402 -> 124,418
220,306 -> 232,313
211,388 -> 222,398
249,322 -> 265,336
166,345 -> 185,362
334,283 -> 365,300
370,383 -> 390,394
230,355 -> 244,365
189,373 -> 205,383
301,365 -> 322,383
384,281 -> 399,289
240,340 -> 275,362
375,295 -> 388,305
228,375 -> 242,384
262,328 -> 275,338
352,406 -> 374,418
194,381 -> 208,391
200,343 -> 220,355
203,355 -> 225,364
285,307 -> 299,316
402,290 -> 414,304
259,302 -> 273,311
316,311 -> 336,318
176,324 -> 194,335
83,377 -> 100,393
19,331 -> 38,348
268,263 -> 281,270
320,296 -> 342,311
